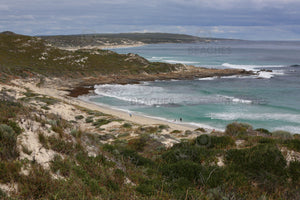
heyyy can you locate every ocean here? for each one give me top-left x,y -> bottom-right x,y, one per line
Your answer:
88,40 -> 300,133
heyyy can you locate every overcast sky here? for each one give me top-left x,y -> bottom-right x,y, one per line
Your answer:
0,0 -> 299,40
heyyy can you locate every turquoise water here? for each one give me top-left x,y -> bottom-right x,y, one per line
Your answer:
89,41 -> 300,133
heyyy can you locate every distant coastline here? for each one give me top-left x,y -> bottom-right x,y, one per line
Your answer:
57,42 -> 146,51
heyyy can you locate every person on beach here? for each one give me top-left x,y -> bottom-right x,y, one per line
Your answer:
180,118 -> 182,122
129,113 -> 132,117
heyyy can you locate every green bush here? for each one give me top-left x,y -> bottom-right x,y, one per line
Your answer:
122,123 -> 132,128
136,181 -> 156,196
255,128 -> 272,135
50,155 -> 73,177
0,188 -> 6,198
85,116 -> 93,123
70,129 -> 82,138
195,127 -> 206,132
75,115 -> 84,120
226,144 -> 287,190
0,100 -> 23,121
272,130 -> 292,139
0,124 -> 19,160
161,160 -> 202,182
162,144 -> 217,164
7,120 -> 23,135
0,161 -> 21,183
283,139 -> 300,151
226,144 -> 286,175
48,136 -> 74,155
158,124 -> 169,130
128,135 -> 148,152
288,161 -> 300,184
120,148 -> 153,166
38,131 -> 48,148
258,137 -> 276,144
92,118 -> 111,128
225,122 -> 252,136
195,135 -> 235,149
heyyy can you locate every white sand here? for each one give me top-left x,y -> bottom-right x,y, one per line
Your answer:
12,79 -> 199,131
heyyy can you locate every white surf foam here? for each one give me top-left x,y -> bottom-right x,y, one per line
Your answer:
217,95 -> 253,104
222,63 -> 284,70
222,63 -> 285,79
164,60 -> 199,64
198,77 -> 218,80
208,112 -> 300,124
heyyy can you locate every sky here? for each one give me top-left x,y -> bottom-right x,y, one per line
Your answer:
0,0 -> 300,40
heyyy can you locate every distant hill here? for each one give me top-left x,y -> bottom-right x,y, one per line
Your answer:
40,33 -> 228,49
0,32 -> 184,81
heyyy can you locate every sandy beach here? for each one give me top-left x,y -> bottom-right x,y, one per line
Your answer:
12,78 -> 199,131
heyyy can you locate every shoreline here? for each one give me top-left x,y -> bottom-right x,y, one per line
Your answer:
78,95 -> 203,131
12,79 -> 200,131
57,43 -> 146,51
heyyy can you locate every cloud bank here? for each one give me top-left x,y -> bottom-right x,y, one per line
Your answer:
0,0 -> 299,39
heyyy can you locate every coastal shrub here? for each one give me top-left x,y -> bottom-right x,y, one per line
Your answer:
138,126 -> 159,134
271,130 -> 292,139
0,124 -> 19,160
0,99 -> 23,121
7,120 -> 22,135
258,137 -> 276,144
195,127 -> 206,132
226,144 -> 286,175
51,125 -> 64,137
255,128 -> 272,135
41,105 -> 50,110
75,115 -> 84,120
0,161 -> 21,183
18,165 -> 54,199
70,129 -> 82,138
93,118 -> 111,128
0,188 -> 6,198
128,135 -> 148,152
50,155 -> 73,177
225,122 -> 252,136
22,145 -> 32,155
288,161 -> 300,184
226,144 -> 287,191
48,136 -> 74,155
102,144 -> 116,153
35,96 -> 58,105
161,160 -> 202,182
158,124 -> 169,130
120,148 -> 153,166
136,182 -> 155,196
85,116 -> 93,123
171,130 -> 182,134
162,145 -> 217,164
122,123 -> 132,128
210,135 -> 235,149
38,131 -> 48,148
195,135 -> 235,149
282,139 -> 300,151
161,161 -> 225,188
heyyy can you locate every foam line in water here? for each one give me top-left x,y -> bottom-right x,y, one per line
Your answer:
80,95 -> 220,131
222,63 -> 285,79
164,60 -> 199,64
222,63 -> 284,70
208,112 -> 300,124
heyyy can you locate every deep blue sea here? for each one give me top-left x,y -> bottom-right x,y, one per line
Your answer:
88,40 -> 300,133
